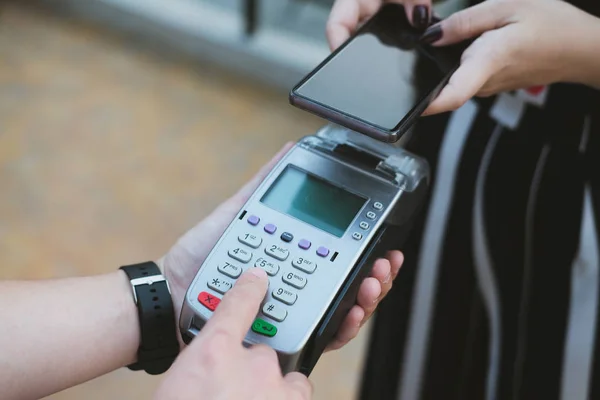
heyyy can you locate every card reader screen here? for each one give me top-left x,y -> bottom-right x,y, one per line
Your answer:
261,166 -> 366,237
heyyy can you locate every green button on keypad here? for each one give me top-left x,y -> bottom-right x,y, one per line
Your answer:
252,318 -> 277,337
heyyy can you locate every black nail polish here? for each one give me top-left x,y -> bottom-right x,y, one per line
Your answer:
419,24 -> 443,44
412,5 -> 429,30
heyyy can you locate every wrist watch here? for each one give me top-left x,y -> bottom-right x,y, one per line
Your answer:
120,261 -> 180,375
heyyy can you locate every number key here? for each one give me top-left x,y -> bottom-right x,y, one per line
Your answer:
273,286 -> 298,305
217,262 -> 242,278
254,257 -> 280,276
283,271 -> 307,289
228,247 -> 252,263
265,244 -> 289,261
292,257 -> 316,274
238,233 -> 262,249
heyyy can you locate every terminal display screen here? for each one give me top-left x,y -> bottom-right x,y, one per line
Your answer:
261,166 -> 366,237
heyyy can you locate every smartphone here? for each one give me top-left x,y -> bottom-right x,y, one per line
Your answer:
290,4 -> 468,143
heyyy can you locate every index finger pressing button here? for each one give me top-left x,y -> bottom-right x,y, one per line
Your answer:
202,268 -> 269,342
254,257 -> 280,276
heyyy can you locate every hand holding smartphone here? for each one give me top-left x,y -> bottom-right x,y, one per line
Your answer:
290,4 -> 468,143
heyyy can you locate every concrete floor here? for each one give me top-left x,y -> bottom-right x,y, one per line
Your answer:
0,3 -> 370,399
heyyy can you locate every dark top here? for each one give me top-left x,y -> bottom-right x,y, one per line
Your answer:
359,2 -> 600,400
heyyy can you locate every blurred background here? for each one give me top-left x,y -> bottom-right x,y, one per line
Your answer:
0,0 -> 460,398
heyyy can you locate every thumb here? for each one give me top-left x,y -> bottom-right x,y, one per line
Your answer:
420,1 -> 515,46
422,51 -> 494,115
168,269 -> 268,370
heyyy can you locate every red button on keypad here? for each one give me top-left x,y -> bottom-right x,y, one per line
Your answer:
198,291 -> 221,311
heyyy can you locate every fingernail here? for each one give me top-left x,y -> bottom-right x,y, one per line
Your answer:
420,24 -> 443,44
412,5 -> 429,30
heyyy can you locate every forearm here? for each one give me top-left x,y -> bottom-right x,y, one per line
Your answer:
564,13 -> 600,89
0,271 -> 139,400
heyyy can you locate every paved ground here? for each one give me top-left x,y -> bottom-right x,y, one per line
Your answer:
0,3 -> 370,399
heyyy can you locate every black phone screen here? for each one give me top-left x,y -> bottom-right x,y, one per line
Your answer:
293,4 -> 463,134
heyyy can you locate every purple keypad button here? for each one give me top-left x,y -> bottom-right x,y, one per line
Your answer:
298,239 -> 311,250
247,215 -> 260,226
264,223 -> 277,234
317,246 -> 329,257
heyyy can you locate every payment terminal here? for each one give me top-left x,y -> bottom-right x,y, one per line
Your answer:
179,124 -> 429,375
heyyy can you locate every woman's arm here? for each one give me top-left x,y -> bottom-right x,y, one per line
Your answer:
0,272 -> 139,400
418,0 -> 600,114
567,15 -> 600,89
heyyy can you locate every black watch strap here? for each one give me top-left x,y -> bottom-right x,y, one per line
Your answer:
120,261 -> 179,375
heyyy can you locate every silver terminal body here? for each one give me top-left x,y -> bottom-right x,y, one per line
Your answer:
179,124 -> 429,373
